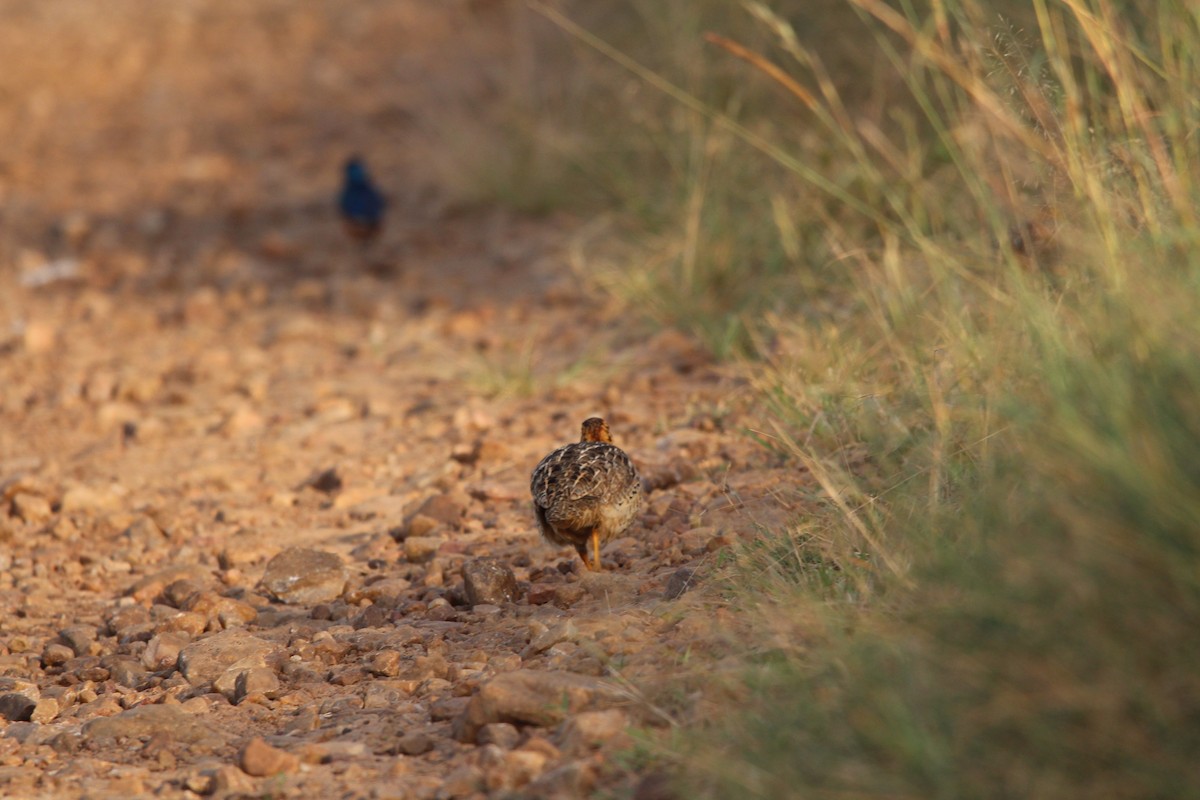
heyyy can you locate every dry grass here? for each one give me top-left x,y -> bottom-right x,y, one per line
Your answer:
471,1 -> 1200,796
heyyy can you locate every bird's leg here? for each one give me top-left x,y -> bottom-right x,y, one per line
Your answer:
575,541 -> 593,571
591,529 -> 602,572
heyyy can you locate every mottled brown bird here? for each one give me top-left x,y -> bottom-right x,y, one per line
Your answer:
530,417 -> 642,571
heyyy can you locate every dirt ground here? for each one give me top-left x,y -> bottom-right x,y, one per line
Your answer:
0,3 -> 794,798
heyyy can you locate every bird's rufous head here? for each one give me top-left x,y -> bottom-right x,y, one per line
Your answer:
579,417 -> 613,443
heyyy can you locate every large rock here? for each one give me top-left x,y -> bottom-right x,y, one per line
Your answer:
462,559 -> 519,606
260,547 -> 347,604
452,670 -> 627,743
177,629 -> 280,688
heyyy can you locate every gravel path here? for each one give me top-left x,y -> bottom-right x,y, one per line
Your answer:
0,4 -> 795,797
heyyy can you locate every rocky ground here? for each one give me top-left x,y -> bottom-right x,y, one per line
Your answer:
0,3 -> 797,798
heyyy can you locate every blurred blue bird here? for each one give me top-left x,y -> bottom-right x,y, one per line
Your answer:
338,157 -> 386,242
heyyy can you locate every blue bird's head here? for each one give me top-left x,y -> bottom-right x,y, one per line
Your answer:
345,157 -> 370,184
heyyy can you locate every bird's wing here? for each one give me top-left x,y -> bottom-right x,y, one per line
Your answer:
532,443 -> 637,506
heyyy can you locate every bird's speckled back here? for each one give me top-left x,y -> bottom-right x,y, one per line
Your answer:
530,419 -> 643,555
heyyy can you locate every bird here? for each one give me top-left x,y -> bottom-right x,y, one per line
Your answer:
337,156 -> 386,241
530,417 -> 643,572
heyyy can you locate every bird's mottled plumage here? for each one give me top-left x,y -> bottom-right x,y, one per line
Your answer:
530,418 -> 642,571
338,157 -> 386,241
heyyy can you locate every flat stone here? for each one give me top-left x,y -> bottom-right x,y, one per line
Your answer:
301,740 -> 368,762
0,678 -> 37,696
462,558 -> 519,606
30,697 -> 58,724
352,604 -> 390,629
65,655 -> 109,682
437,766 -> 484,797
128,564 -> 213,604
0,694 -> 36,722
240,736 -> 299,777
3,722 -> 43,744
348,579 -> 410,608
221,529 -> 277,568
411,492 -> 466,527
430,696 -> 470,721
183,592 -> 259,628
501,749 -> 551,790
553,584 -> 586,607
11,492 -> 52,525
82,703 -> 223,748
106,604 -> 151,638
234,667 -> 280,703
123,515 -> 167,549
633,770 -> 676,800
466,481 -> 523,501
142,631 -> 190,670
75,696 -> 123,721
403,536 -> 444,563
705,533 -> 735,552
22,319 -> 58,354
522,621 -> 577,658
162,578 -> 205,609
477,722 -> 521,749
665,567 -> 699,599
405,514 -> 441,538
452,670 -> 627,743
58,625 -> 98,656
213,655 -> 273,702
184,770 -> 215,795
108,658 -> 151,689
393,731 -> 433,756
527,760 -> 597,798
41,643 -> 74,667
155,611 -> 207,637
579,571 -> 636,602
59,484 -> 120,513
345,494 -> 408,523
526,584 -> 557,605
178,629 -> 279,688
282,707 -> 319,735
297,467 -> 342,495
260,547 -> 347,604
363,682 -> 408,709
215,764 -> 259,794
369,650 -> 403,677
556,709 -> 629,755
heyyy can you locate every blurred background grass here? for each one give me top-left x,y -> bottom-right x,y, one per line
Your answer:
468,0 -> 1200,796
